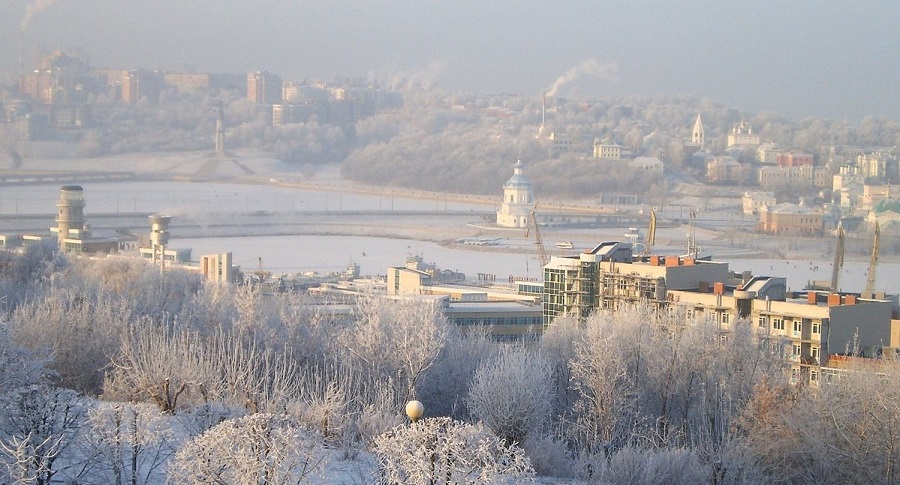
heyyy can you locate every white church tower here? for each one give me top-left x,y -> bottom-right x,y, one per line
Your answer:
691,113 -> 705,150
496,159 -> 534,228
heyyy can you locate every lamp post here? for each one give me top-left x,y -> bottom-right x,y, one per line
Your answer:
405,400 -> 424,423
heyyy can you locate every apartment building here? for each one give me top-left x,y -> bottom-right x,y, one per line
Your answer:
540,240 -> 898,385
669,285 -> 895,384
542,242 -> 729,324
759,165 -> 831,189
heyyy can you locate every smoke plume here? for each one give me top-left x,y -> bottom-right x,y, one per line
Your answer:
21,0 -> 62,31
369,61 -> 448,91
546,58 -> 618,97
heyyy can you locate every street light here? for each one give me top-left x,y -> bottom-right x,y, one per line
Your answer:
406,400 -> 424,423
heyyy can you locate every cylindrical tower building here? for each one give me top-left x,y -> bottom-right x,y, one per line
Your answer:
148,215 -> 172,270
55,185 -> 85,248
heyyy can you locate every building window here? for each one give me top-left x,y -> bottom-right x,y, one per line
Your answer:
792,344 -> 801,356
773,318 -> 784,330
793,321 -> 802,333
812,347 -> 819,360
721,313 -> 730,325
812,322 -> 820,334
810,370 -> 818,382
758,316 -> 767,328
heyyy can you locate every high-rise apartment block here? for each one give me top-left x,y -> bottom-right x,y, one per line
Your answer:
247,71 -> 283,104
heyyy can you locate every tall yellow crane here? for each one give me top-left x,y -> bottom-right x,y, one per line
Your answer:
643,209 -> 657,256
830,225 -> 844,292
865,222 -> 880,295
525,206 -> 549,268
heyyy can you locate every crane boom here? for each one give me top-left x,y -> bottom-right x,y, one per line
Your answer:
865,222 -> 880,294
830,225 -> 844,292
530,207 -> 548,268
644,209 -> 657,255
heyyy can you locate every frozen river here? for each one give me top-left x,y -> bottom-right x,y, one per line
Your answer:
2,179 -> 899,294
0,180 -> 489,215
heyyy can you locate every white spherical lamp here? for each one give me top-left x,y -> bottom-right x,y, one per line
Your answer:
405,400 -> 424,423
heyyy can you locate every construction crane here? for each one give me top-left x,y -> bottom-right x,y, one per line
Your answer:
525,206 -> 549,268
865,222 -> 880,295
213,101 -> 225,156
686,209 -> 699,258
830,225 -> 844,292
643,209 -> 657,256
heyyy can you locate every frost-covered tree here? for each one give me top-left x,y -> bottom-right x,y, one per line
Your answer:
74,403 -> 176,485
0,323 -> 45,395
104,322 -> 218,413
466,346 -> 553,445
10,288 -> 132,393
168,413 -> 328,485
0,384 -> 86,485
418,325 -> 496,418
738,361 -> 900,484
341,296 -> 450,400
373,417 -> 534,485
104,322 -> 300,414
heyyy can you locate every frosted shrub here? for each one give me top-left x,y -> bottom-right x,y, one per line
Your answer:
373,417 -> 534,485
76,402 -> 175,485
466,347 -> 553,445
523,434 -> 576,478
0,384 -> 86,485
579,446 -> 707,485
168,413 -> 328,484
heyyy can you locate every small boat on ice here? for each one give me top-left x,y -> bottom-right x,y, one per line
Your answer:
555,241 -> 574,249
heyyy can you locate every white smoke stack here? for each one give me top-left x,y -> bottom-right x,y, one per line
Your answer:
546,58 -> 618,98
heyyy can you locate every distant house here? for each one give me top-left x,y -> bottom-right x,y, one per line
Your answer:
707,156 -> 753,185
839,181 -> 864,210
757,142 -> 783,165
759,203 -> 823,235
629,156 -> 664,175
777,151 -> 814,167
593,138 -> 622,160
742,191 -> 776,216
759,165 -> 831,189
867,199 -> 900,232
861,185 -> 895,211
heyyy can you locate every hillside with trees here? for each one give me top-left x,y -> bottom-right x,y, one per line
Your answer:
5,82 -> 900,200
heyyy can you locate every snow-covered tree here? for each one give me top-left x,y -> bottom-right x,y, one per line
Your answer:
74,402 -> 176,485
341,296 -> 450,400
466,346 -> 553,445
0,384 -> 86,485
168,413 -> 328,484
0,323 -> 45,395
373,417 -> 534,485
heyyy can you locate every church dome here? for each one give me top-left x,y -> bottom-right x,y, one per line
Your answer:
503,159 -> 532,189
874,198 -> 900,214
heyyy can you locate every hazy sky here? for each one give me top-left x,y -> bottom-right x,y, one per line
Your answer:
3,0 -> 899,121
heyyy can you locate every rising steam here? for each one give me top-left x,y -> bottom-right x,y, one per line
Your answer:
368,60 -> 448,91
546,58 -> 618,97
21,0 -> 62,31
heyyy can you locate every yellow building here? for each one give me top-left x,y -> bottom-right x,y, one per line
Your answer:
758,203 -> 823,235
727,121 -> 760,147
593,138 -> 622,160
